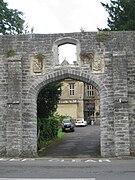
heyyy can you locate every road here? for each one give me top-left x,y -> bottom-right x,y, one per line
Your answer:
0,157 -> 135,179
0,125 -> 135,179
45,125 -> 100,158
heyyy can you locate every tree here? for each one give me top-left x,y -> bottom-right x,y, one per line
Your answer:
37,81 -> 62,118
100,0 -> 135,30
80,26 -> 86,32
37,81 -> 62,149
0,0 -> 25,34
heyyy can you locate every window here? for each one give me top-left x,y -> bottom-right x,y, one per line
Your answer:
53,37 -> 80,66
69,83 -> 75,96
58,44 -> 76,64
87,85 -> 94,96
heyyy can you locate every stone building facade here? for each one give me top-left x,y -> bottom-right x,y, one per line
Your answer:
56,79 -> 100,123
56,79 -> 84,120
0,31 -> 135,157
83,83 -> 100,123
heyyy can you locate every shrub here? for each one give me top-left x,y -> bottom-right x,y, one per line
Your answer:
37,115 -> 59,150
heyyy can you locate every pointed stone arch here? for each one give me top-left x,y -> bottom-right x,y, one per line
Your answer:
22,69 -> 115,157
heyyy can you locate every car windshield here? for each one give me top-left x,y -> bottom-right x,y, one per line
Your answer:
63,119 -> 71,123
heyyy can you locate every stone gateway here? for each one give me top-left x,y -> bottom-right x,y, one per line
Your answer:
0,31 -> 135,157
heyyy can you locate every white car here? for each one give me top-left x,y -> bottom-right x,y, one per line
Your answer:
75,119 -> 87,127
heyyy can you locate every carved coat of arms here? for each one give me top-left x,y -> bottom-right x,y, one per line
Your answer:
92,55 -> 104,73
80,51 -> 104,73
33,59 -> 43,73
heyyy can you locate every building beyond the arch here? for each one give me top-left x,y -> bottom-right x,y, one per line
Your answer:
0,31 -> 135,157
56,79 -> 100,124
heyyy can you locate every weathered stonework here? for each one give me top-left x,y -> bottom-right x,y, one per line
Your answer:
92,54 -> 104,73
0,31 -> 135,157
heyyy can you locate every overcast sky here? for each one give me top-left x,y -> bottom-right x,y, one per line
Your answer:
5,0 -> 110,34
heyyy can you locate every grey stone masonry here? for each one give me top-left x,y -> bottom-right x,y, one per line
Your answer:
6,55 -> 22,156
0,31 -> 135,157
113,52 -> 129,156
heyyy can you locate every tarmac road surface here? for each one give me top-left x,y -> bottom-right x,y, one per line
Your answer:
44,125 -> 100,158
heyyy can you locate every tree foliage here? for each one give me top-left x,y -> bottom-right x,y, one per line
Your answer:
100,0 -> 135,30
37,82 -> 62,150
0,0 -> 25,34
37,81 -> 62,119
37,116 -> 59,150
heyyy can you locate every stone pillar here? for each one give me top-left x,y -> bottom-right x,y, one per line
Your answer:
6,55 -> 22,156
77,82 -> 84,120
0,55 -> 8,156
113,51 -> 130,156
128,52 -> 135,155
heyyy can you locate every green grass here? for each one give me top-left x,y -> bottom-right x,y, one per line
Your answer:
57,128 -> 65,138
38,128 -> 65,157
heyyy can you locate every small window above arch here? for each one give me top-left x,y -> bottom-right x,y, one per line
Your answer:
58,43 -> 76,65
53,37 -> 80,66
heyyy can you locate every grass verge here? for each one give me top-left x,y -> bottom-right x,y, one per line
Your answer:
38,128 -> 64,157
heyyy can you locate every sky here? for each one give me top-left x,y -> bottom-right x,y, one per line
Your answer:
5,0 -> 110,34
4,0 -> 110,63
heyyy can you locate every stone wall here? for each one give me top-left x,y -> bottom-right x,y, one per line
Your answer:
0,31 -> 135,157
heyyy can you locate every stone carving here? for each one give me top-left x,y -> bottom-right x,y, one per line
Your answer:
33,58 -> 43,73
79,51 -> 104,73
92,55 -> 104,73
80,51 -> 94,66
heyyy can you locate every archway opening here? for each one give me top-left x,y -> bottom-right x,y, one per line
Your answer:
37,78 -> 100,158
